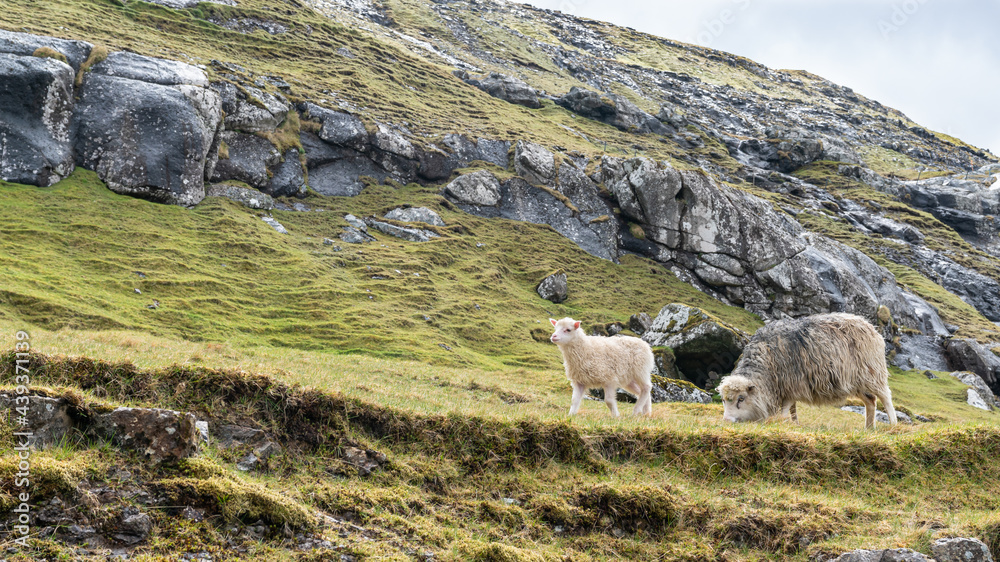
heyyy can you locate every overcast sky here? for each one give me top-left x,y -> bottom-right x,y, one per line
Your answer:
517,0 -> 1000,158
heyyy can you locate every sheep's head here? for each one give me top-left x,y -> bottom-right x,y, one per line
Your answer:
549,317 -> 582,345
718,374 -> 765,423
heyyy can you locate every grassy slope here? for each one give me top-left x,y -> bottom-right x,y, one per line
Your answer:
1,0 -> 1000,559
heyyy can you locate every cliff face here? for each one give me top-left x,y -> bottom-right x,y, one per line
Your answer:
0,0 -> 998,385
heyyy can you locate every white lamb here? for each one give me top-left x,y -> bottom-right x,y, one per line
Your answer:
549,317 -> 655,416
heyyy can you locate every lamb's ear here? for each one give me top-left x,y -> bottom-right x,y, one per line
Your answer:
549,318 -> 557,327
573,321 -> 581,330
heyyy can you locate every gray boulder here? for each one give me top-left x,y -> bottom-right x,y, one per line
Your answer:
464,72 -> 541,109
206,183 -> 274,210
629,313 -> 653,335
0,54 -> 75,186
443,170 -> 502,206
89,407 -> 199,463
908,246 -> 1000,322
931,537 -> 994,562
211,131 -> 280,189
262,216 -> 288,234
0,394 -> 74,448
90,51 -> 209,87
341,226 -> 375,244
313,107 -> 369,152
514,140 -> 556,185
948,370 -> 998,409
384,206 -> 444,226
946,339 -> 1000,395
299,130 -> 387,196
0,29 -> 93,72
212,81 -> 288,133
266,150 -> 306,197
74,54 -> 222,206
832,548 -> 931,561
891,334 -> 950,372
652,379 -> 712,404
556,87 -> 666,134
365,217 -> 438,242
537,271 -> 568,303
112,506 -> 153,545
642,304 -> 750,389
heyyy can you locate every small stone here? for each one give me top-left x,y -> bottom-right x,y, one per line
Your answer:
134,288 -> 141,294
537,271 -> 568,303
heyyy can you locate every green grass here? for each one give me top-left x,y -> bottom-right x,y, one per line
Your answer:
0,169 -> 761,372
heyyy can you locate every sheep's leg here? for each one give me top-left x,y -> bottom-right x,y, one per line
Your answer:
861,393 -> 877,429
781,401 -> 798,422
569,381 -> 587,416
603,384 -> 620,417
877,388 -> 897,425
633,380 -> 653,416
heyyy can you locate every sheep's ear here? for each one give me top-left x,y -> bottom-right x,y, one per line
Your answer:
747,385 -> 756,394
549,318 -> 557,327
573,321 -> 581,330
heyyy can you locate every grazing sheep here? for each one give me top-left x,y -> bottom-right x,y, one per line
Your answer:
717,313 -> 896,429
549,317 -> 655,416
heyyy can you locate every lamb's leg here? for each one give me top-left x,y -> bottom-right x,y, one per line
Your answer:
877,388 -> 898,425
569,381 -> 587,416
633,380 -> 653,416
603,384 -> 620,417
861,393 -> 877,429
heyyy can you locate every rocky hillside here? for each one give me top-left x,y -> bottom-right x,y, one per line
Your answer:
2,0 -> 1000,559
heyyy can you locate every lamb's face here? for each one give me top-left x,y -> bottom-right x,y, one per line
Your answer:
549,318 -> 581,345
718,375 -> 764,423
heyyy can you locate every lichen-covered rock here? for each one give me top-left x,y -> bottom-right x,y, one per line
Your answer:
266,149 -> 306,197
308,104 -> 368,152
556,86 -> 666,134
946,340 -> 1000,396
931,537 -> 994,562
206,183 -> 274,210
211,131 -> 281,189
384,206 -> 444,226
0,53 -> 75,186
629,313 -> 653,335
0,29 -> 93,72
341,446 -> 387,477
442,170 -> 502,206
652,378 -> 712,404
74,53 -> 222,206
643,304 -> 750,388
112,506 -> 153,545
463,72 -> 541,109
514,141 -> 556,185
365,217 -> 438,242
212,81 -> 289,133
0,394 -> 74,448
92,51 -> 209,87
90,407 -> 199,463
832,548 -> 931,561
948,370 -> 998,409
537,271 -> 568,303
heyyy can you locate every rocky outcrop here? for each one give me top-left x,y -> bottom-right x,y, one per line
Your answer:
0,53 -> 76,186
931,537 -> 994,562
556,87 -> 667,134
75,52 -> 222,206
206,183 -> 275,210
947,370 -> 998,409
211,131 -> 281,189
599,156 -> 932,328
831,548 -> 931,561
211,81 -> 289,133
384,206 -> 445,226
443,170 -> 502,206
899,175 -> 1000,255
0,393 -> 75,448
0,29 -> 93,72
642,304 -> 750,389
90,407 -> 200,463
946,339 -> 1000,395
462,71 -> 541,109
